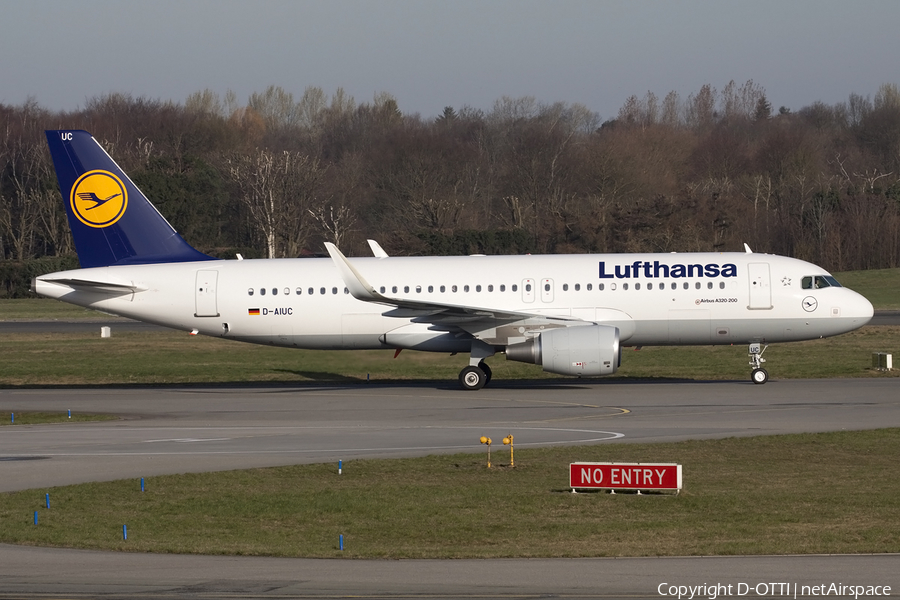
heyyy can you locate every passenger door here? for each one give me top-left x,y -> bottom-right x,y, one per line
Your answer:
747,263 -> 772,310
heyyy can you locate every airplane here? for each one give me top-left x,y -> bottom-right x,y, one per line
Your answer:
33,130 -> 875,390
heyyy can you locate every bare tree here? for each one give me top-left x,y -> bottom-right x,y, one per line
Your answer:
309,204 -> 357,248
230,148 -> 326,258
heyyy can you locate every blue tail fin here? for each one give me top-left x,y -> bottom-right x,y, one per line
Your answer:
45,130 -> 216,268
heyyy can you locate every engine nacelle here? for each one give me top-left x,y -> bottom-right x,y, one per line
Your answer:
505,324 -> 620,377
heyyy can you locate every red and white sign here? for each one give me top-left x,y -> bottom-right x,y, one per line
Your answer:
570,462 -> 682,491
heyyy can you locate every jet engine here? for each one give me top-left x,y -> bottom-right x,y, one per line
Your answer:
505,324 -> 620,377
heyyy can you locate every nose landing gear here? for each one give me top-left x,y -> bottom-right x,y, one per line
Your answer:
749,343 -> 769,384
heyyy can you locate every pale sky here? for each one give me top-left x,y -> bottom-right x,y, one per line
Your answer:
2,0 -> 898,120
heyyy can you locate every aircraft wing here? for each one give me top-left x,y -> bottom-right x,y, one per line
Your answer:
325,243 -> 584,343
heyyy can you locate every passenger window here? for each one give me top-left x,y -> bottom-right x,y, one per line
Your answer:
575,283 -> 580,291
260,288 -> 266,296
707,282 -> 713,289
308,288 -> 314,295
452,285 -> 458,293
392,286 -> 398,293
802,276 -> 813,290
320,287 -> 326,295
272,288 -> 278,296
284,288 -> 290,295
404,286 -> 409,293
695,282 -> 701,290
344,288 -> 349,294
598,283 -> 604,291
476,285 -> 482,292
296,287 -> 302,295
587,283 -> 592,291
526,284 -> 532,292
332,287 -> 338,295
683,282 -> 689,290
647,283 -> 653,290
500,284 -> 506,292
416,285 -> 421,293
428,285 -> 433,293
488,284 -> 494,292
464,285 -> 470,292
635,283 -> 641,290
380,286 -> 385,293
440,285 -> 446,293
671,282 -> 677,290
248,288 -> 254,296
719,282 -> 725,289
623,283 -> 629,290
512,284 -> 518,292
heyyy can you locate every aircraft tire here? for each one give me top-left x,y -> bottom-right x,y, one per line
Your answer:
751,368 -> 769,385
478,361 -> 493,385
460,366 -> 487,391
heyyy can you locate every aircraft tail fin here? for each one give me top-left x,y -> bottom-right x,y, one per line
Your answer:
45,130 -> 215,268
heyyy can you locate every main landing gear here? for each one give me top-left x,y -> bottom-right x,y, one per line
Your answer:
749,342 -> 769,384
459,340 -> 495,391
459,361 -> 492,390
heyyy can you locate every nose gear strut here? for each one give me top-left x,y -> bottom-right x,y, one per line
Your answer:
749,343 -> 769,384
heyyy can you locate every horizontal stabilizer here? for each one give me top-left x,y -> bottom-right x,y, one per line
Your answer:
36,276 -> 146,293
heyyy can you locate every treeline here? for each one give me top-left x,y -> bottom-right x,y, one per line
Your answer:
2,81 -> 900,296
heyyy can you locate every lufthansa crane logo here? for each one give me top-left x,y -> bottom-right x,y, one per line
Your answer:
70,170 -> 128,228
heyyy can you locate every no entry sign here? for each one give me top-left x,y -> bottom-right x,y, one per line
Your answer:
570,462 -> 682,492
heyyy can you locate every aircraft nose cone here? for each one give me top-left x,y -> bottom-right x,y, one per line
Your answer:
851,291 -> 874,324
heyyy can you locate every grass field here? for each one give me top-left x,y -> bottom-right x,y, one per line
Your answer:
0,298 -> 121,320
1,429 -> 898,558
0,412 -> 115,426
833,268 -> 900,310
0,325 -> 897,387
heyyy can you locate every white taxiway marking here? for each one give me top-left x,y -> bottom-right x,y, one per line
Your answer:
143,438 -> 233,443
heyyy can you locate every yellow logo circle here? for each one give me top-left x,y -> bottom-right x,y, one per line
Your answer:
70,170 -> 128,228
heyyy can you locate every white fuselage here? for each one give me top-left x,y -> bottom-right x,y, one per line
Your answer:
34,252 -> 874,352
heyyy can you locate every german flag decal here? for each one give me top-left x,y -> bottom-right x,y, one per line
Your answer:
248,308 -> 260,316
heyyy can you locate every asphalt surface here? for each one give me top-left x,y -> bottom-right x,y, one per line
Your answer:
2,379 -> 899,597
2,379 -> 900,493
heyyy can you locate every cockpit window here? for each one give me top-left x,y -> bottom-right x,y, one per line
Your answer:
802,275 -> 843,289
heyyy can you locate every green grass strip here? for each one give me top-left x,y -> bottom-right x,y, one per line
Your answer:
1,326 -> 898,386
1,412 -> 117,426
2,429 -> 898,558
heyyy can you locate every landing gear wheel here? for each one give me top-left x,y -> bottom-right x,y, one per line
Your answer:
459,366 -> 487,391
751,368 -> 769,385
478,361 -> 493,385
